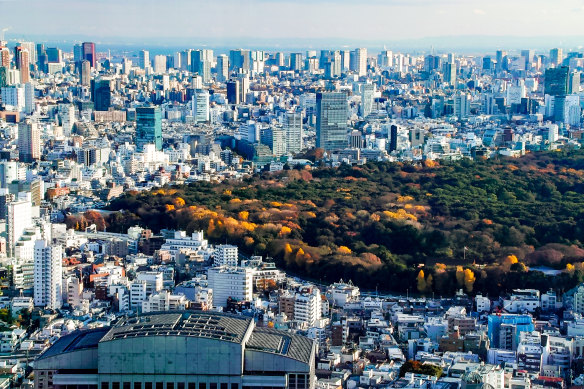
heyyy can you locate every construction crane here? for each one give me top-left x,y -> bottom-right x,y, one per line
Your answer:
0,27 -> 11,42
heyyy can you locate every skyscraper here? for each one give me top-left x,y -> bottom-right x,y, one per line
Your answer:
153,55 -> 167,74
354,48 -> 367,77
18,119 -> 40,163
290,53 -> 303,72
316,92 -> 348,151
191,89 -> 210,123
216,54 -> 229,82
15,46 -> 30,84
136,106 -> 163,151
229,49 -> 250,72
550,48 -> 563,66
0,47 -> 10,68
82,42 -> 96,68
544,66 -> 569,96
284,111 -> 303,154
34,240 -> 63,310
360,84 -> 374,118
442,62 -> 457,85
80,60 -> 91,86
190,49 -> 213,83
226,80 -> 240,105
92,79 -> 112,111
139,50 -> 150,70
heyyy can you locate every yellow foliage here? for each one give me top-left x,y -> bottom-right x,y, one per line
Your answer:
270,201 -> 283,207
382,209 -> 417,221
370,213 -> 381,222
279,226 -> 292,236
238,211 -> 249,220
435,263 -> 447,272
173,197 -> 186,207
404,203 -> 413,209
566,263 -> 575,272
417,270 -> 426,293
223,190 -> 232,195
337,246 -> 352,255
463,268 -> 476,292
165,204 -> 175,212
397,195 -> 414,203
456,266 -> 464,287
305,211 -> 316,218
229,198 -> 242,203
504,255 -> 518,265
244,237 -> 254,246
414,205 -> 426,212
284,244 -> 293,254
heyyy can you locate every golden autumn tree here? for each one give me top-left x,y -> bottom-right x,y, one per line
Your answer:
463,268 -> 476,292
455,266 -> 465,288
417,270 -> 426,293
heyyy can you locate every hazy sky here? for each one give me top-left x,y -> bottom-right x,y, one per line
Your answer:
1,0 -> 584,46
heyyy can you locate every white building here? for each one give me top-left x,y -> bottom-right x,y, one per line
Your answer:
33,240 -> 63,310
213,244 -> 238,267
192,89 -> 210,123
207,266 -> 253,307
294,287 -> 322,328
142,291 -> 188,313
160,230 -> 210,261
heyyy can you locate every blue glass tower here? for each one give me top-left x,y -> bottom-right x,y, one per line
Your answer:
136,106 -> 163,151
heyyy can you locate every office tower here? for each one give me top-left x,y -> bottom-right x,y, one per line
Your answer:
322,51 -> 341,79
18,119 -> 40,162
488,314 -> 534,351
153,55 -> 166,74
191,49 -> 213,82
360,84 -> 374,118
229,49 -> 250,72
73,43 -> 83,63
17,42 -> 36,66
251,50 -> 265,74
24,82 -> 34,114
166,54 -> 175,70
237,73 -> 250,103
7,194 -> 32,257
139,50 -> 150,70
354,48 -> 367,77
1,85 -> 25,110
284,111 -> 303,153
92,79 -> 112,111
226,79 -> 240,104
521,49 -> 534,68
496,50 -> 507,65
349,130 -> 363,148
340,50 -> 350,70
290,53 -> 303,72
136,106 -> 163,151
45,47 -> 62,63
550,48 -> 563,66
122,58 -> 132,74
82,42 -> 96,68
34,240 -> 63,309
0,47 -> 9,67
36,44 -> 47,73
59,104 -> 76,136
180,49 -> 191,71
191,89 -> 210,123
454,93 -> 471,119
316,92 -> 348,151
424,55 -> 441,72
216,54 -> 229,82
213,244 -> 238,267
442,62 -> 456,85
261,127 -> 286,157
569,71 -> 580,94
544,66 -> 569,96
15,47 -> 30,84
389,124 -> 398,152
275,52 -> 286,68
80,60 -> 91,86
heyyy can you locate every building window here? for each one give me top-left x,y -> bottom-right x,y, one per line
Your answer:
197,384 -> 205,389
124,383 -> 131,389
231,384 -> 238,389
134,383 -> 142,389
167,383 -> 174,389
145,384 -> 152,389
156,384 -> 163,389
178,384 -> 185,389
220,384 -> 227,389
101,383 -> 109,389
112,383 -> 120,389
210,384 -> 217,389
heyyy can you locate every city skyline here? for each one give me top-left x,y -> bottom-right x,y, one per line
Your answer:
2,0 -> 584,51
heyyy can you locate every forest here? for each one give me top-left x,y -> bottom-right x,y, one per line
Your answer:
69,149 -> 584,296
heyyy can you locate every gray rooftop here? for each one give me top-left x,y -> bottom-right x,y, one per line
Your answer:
37,326 -> 110,360
247,327 -> 314,363
100,312 -> 254,344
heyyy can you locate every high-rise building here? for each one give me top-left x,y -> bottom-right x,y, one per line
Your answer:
153,55 -> 166,74
15,46 -> 30,84
0,47 -> 10,68
7,195 -> 33,256
180,49 -> 191,71
16,42 -> 36,67
213,244 -> 238,267
34,240 -> 63,310
136,106 -> 163,151
207,266 -> 253,307
354,48 -> 367,77
360,83 -> 374,118
290,53 -> 303,72
226,79 -> 240,104
544,66 -> 569,96
191,89 -> 210,123
316,92 -> 348,151
92,79 -> 112,111
284,111 -> 303,153
216,54 -> 229,82
569,71 -> 580,94
73,44 -> 83,64
550,48 -> 563,66
24,82 -> 34,114
229,49 -> 250,72
82,42 -> 96,68
442,62 -> 457,85
18,119 -> 40,162
46,47 -> 62,63
139,50 -> 150,70
454,93 -> 471,119
80,60 -> 91,86
190,49 -> 213,83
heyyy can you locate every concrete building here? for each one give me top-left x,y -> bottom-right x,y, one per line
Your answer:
213,245 -> 238,267
35,312 -> 315,389
207,266 -> 253,307
33,240 -> 63,310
